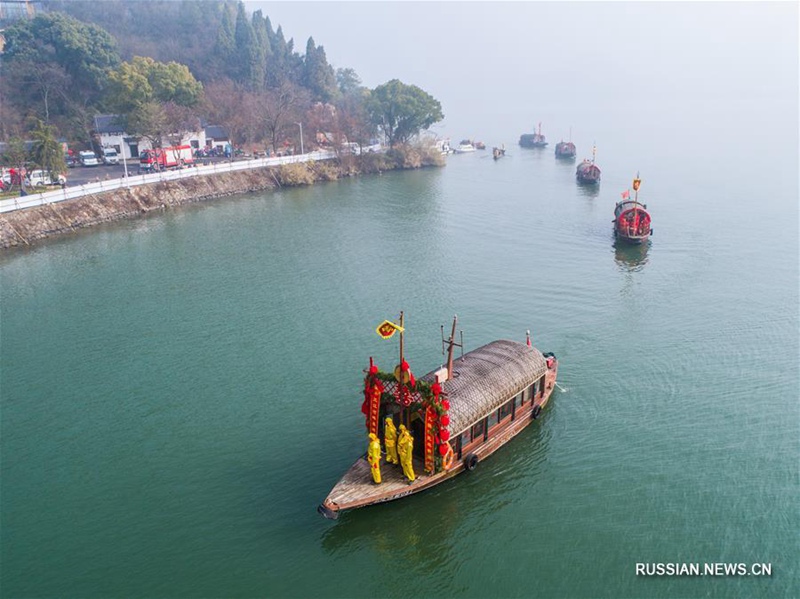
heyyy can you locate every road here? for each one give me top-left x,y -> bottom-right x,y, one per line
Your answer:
62,156 -> 249,186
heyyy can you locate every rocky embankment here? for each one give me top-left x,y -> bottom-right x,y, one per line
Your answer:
0,150 -> 443,249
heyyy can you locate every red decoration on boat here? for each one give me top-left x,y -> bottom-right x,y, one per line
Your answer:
442,399 -> 450,411
400,360 -> 409,372
440,429 -> 450,442
614,173 -> 652,245
431,382 -> 441,396
424,405 -> 437,473
438,443 -> 449,456
440,414 -> 450,426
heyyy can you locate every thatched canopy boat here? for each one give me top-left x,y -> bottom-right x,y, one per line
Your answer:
318,317 -> 559,519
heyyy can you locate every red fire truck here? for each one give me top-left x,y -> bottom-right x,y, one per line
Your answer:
139,145 -> 195,171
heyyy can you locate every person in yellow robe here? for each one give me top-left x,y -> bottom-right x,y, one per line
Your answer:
367,433 -> 382,484
398,426 -> 415,483
384,417 -> 399,465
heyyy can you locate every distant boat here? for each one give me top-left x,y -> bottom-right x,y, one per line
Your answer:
555,141 -> 576,159
576,145 -> 601,184
519,122 -> 548,148
454,140 -> 477,153
492,146 -> 506,160
474,141 -> 486,150
614,174 -> 652,245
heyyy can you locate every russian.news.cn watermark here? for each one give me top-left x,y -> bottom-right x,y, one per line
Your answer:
636,563 -> 772,577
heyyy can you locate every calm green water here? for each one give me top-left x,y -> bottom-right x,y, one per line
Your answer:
1,134 -> 797,597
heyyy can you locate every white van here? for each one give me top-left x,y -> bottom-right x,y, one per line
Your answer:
79,151 -> 100,166
102,148 -> 120,165
27,170 -> 59,187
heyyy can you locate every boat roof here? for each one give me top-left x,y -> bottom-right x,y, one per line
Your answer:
422,340 -> 547,434
616,200 -> 649,214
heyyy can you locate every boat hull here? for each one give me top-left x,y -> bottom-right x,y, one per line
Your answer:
576,162 -> 601,184
614,200 -> 652,244
614,231 -> 649,245
555,142 -> 576,159
319,359 -> 559,519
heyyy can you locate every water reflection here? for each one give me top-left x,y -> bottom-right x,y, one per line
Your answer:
576,182 -> 600,199
613,240 -> 650,272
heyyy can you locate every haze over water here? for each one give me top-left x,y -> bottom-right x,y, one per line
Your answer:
1,2 -> 798,598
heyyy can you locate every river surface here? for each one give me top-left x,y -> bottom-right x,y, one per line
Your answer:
1,126 -> 797,597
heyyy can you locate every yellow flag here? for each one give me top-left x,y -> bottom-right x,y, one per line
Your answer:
376,320 -> 404,339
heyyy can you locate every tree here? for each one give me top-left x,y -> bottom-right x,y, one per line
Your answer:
105,56 -> 203,146
303,37 -> 337,103
336,68 -> 363,96
258,81 -> 309,154
29,119 -> 67,179
367,80 -> 444,146
1,12 -> 120,138
1,137 -> 28,184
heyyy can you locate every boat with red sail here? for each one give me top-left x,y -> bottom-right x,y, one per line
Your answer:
318,314 -> 559,519
576,145 -> 601,184
614,173 -> 652,244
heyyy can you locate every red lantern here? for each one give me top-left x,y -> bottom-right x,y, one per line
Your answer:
431,382 -> 441,396
400,360 -> 409,372
442,400 -> 450,411
409,372 -> 416,387
369,365 -> 378,375
440,414 -> 450,426
440,429 -> 450,441
438,443 -> 449,456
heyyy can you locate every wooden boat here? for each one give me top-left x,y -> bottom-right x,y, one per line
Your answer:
318,315 -> 559,519
614,173 -> 652,244
576,145 -> 601,184
519,122 -> 548,148
555,141 -> 576,159
492,145 -> 506,160
474,141 -> 486,150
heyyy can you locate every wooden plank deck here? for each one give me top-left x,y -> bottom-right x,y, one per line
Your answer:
323,455 -> 450,512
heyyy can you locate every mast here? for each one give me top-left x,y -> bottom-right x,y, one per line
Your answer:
446,315 -> 458,379
398,310 -> 405,368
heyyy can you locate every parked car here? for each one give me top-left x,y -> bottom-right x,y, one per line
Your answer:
102,148 -> 120,165
79,151 -> 100,166
28,169 -> 60,187
65,155 -> 79,168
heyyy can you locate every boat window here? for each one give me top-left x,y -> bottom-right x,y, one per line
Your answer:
461,430 -> 471,447
472,420 -> 485,440
488,410 -> 499,428
500,400 -> 513,420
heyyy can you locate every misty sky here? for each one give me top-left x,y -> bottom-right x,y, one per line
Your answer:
248,1 -> 798,150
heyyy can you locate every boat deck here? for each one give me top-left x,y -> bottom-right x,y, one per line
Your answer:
323,455 -> 451,513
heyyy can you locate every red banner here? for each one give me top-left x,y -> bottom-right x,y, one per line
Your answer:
424,405 -> 436,474
368,384 -> 381,437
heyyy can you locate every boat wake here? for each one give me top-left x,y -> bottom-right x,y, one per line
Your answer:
554,381 -> 569,392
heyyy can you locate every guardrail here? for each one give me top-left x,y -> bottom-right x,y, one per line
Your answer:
0,150 -> 336,214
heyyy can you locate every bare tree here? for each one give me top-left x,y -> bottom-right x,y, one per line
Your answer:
257,81 -> 309,155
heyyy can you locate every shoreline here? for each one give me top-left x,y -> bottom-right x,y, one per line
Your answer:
0,152 -> 443,250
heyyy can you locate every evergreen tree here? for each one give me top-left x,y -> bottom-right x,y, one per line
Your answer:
303,37 -> 337,102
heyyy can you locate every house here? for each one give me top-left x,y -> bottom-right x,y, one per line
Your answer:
93,114 -> 208,159
203,125 -> 230,153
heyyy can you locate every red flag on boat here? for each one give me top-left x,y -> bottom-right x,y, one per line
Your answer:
621,189 -> 630,200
